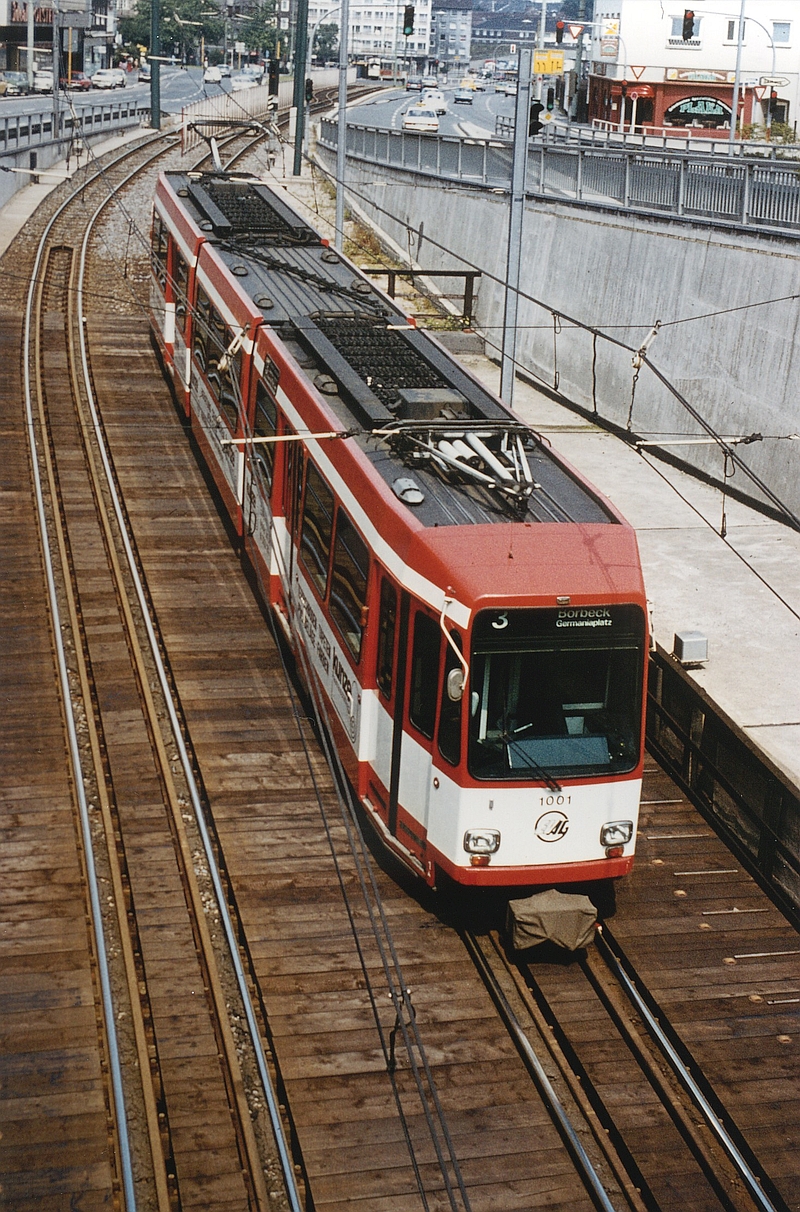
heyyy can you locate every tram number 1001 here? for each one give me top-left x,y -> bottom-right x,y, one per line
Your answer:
539,795 -> 571,807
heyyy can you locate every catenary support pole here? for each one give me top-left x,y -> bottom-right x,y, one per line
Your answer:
293,0 -> 309,174
335,0 -> 350,249
150,0 -> 161,130
500,44 -> 532,407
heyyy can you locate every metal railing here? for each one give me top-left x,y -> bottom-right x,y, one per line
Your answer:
319,117 -> 800,236
647,647 -> 800,920
0,95 -> 150,156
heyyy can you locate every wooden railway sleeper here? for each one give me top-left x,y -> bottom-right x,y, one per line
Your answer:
583,933 -> 783,1212
483,931 -> 652,1212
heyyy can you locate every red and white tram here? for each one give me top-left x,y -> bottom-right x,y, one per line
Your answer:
150,170 -> 649,890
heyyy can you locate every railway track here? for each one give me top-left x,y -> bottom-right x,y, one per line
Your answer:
1,125 -> 798,1211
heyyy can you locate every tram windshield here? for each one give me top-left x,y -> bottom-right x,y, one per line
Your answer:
468,606 -> 645,781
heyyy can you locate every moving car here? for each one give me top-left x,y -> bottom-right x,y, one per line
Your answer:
402,106 -> 439,132
421,74 -> 438,88
458,76 -> 476,90
406,75 -> 423,90
419,87 -> 446,114
231,72 -> 257,91
219,63 -> 232,77
60,70 -> 92,90
92,67 -> 126,88
0,70 -> 32,95
203,65 -> 222,83
453,88 -> 473,105
495,79 -> 517,96
138,62 -> 151,81
33,69 -> 53,92
241,63 -> 264,81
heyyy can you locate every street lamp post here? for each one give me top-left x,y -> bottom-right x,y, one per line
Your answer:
728,0 -> 746,147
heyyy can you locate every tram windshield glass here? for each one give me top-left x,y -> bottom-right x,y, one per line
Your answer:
468,606 -> 645,781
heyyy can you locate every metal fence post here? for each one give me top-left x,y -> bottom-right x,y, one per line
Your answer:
576,148 -> 583,201
678,156 -> 685,216
624,152 -> 631,207
742,160 -> 751,225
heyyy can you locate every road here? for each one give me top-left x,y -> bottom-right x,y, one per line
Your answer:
346,82 -> 516,139
0,66 -> 252,117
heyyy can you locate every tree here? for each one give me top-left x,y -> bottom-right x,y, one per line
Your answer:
240,0 -> 279,58
312,23 -> 338,62
118,0 -> 227,64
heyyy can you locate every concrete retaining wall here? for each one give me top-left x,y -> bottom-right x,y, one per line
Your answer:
317,144 -> 800,523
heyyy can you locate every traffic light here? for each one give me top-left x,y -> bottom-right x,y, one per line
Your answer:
546,86 -> 555,111
555,20 -> 564,44
620,80 -> 627,97
769,88 -> 778,114
529,100 -> 544,135
268,59 -> 280,95
403,4 -> 415,36
682,9 -> 695,40
304,77 -> 313,102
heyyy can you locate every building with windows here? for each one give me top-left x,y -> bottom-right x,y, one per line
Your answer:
305,0 -> 431,68
0,0 -> 113,73
428,0 -> 471,76
589,0 -> 799,135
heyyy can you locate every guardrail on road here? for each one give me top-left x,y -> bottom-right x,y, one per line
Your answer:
319,117 -> 800,236
0,94 -> 150,158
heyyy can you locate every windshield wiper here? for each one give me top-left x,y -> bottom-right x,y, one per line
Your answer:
503,732 -> 562,793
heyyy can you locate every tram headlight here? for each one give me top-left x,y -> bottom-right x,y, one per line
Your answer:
600,820 -> 633,847
463,828 -> 501,855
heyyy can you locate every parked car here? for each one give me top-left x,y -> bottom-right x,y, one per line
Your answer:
33,69 -> 53,92
453,88 -> 473,105
92,67 -> 126,88
203,64 -> 222,83
60,70 -> 92,91
419,87 -> 447,114
402,106 -> 439,133
0,70 -> 32,96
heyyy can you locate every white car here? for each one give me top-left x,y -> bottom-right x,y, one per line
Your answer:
231,73 -> 257,91
241,63 -> 264,81
203,65 -> 222,83
32,69 -> 53,92
92,67 -> 126,88
419,88 -> 447,114
402,107 -> 439,133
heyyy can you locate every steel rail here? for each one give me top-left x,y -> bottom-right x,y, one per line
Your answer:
75,140 -> 304,1212
594,925 -> 788,1212
461,930 -> 620,1212
20,131 -> 167,1212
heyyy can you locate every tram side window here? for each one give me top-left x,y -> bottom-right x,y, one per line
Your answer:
151,213 -> 168,291
376,578 -> 397,699
254,380 -> 278,482
409,612 -> 441,741
330,510 -> 370,661
192,285 -> 213,371
173,250 -> 189,334
438,631 -> 463,766
192,285 -> 241,432
300,461 -> 334,597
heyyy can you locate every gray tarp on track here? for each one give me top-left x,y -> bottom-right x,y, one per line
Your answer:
506,888 -> 597,952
